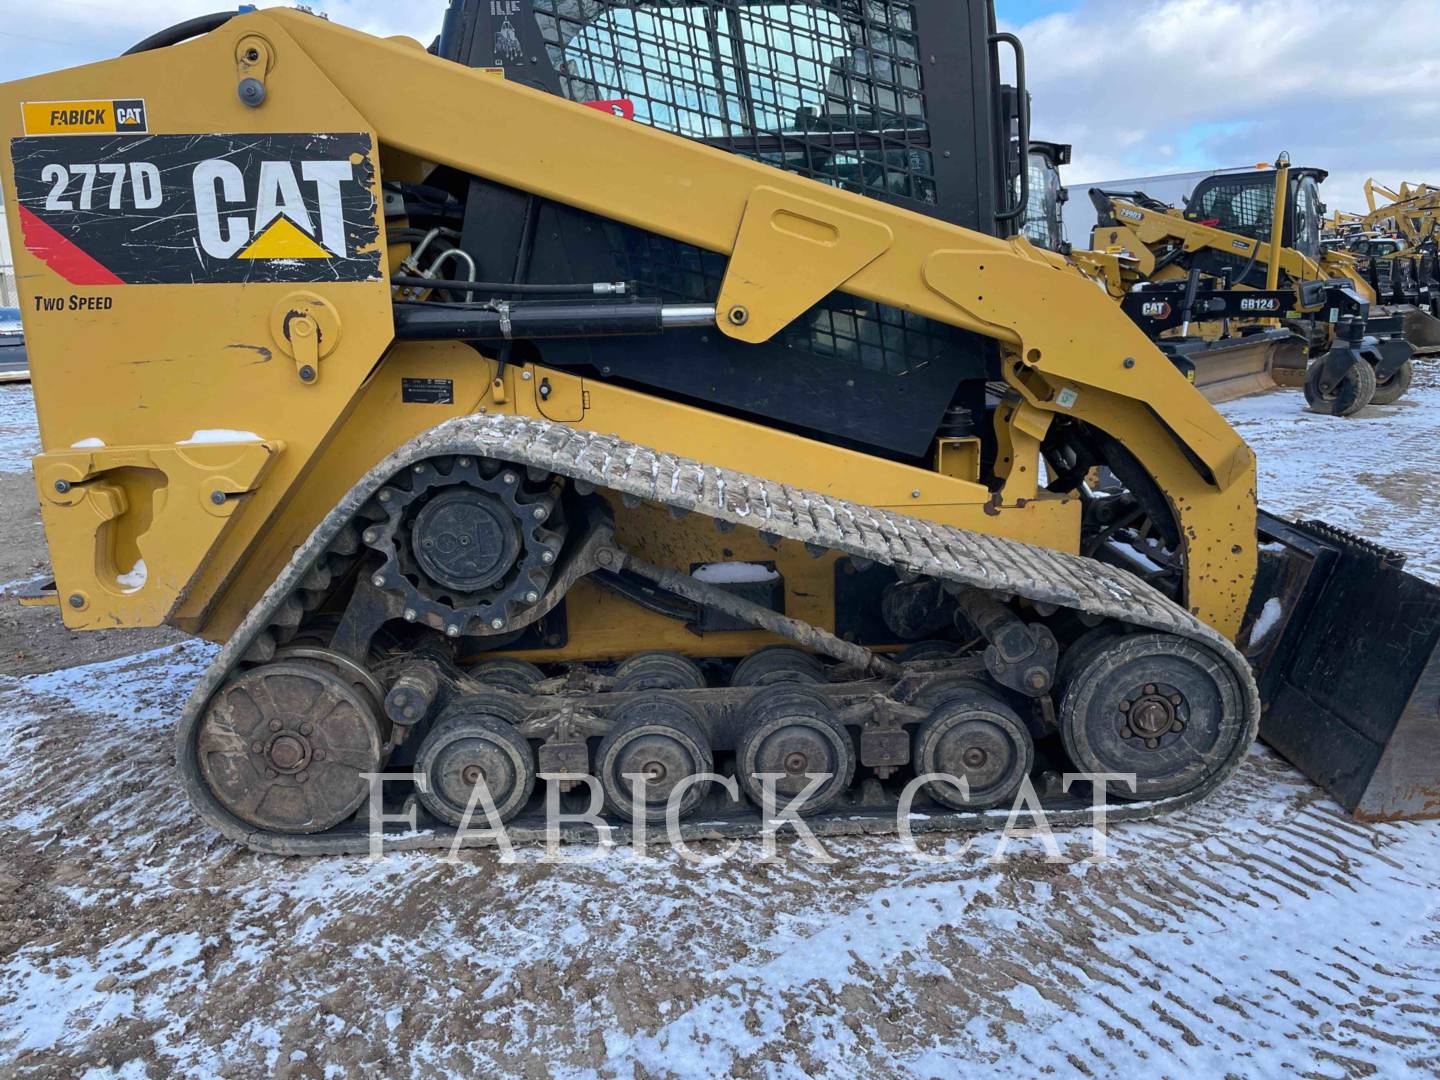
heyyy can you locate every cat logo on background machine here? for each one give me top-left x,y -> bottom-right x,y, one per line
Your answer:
9,130 -> 381,285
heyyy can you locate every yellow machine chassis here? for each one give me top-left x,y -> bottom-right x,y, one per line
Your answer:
0,10 -> 1257,652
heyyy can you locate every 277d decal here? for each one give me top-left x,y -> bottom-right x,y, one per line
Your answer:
9,133 -> 382,285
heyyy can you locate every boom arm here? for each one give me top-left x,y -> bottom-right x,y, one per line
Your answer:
1090,190 -> 1375,302
272,15 -> 1248,479
1357,180 -> 1440,247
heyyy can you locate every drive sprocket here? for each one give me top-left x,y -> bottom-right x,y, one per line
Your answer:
362,456 -> 565,638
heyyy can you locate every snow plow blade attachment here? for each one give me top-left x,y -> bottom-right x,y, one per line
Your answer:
1162,331 -> 1308,403
1241,513 -> 1440,820
1396,304 -> 1440,355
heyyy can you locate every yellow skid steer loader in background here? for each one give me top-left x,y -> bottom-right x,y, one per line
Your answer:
1,3 -> 1437,853
1088,158 -> 1418,413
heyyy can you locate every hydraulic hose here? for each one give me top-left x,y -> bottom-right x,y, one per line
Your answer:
124,12 -> 236,55
1230,241 -> 1264,289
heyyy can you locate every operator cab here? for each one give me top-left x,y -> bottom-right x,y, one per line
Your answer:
1351,236 -> 1406,259
1022,140 -> 1071,253
1185,166 -> 1328,262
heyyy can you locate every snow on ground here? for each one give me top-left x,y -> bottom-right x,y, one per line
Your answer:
0,385 -> 39,476
0,645 -> 1436,1077
1219,362 -> 1440,583
0,371 -> 1437,1076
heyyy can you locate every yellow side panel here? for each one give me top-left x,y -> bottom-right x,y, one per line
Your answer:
0,21 -> 394,629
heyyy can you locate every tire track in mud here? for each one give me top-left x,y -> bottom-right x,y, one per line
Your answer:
1,374 -> 1439,1075
601,749 -> 1440,1078
1,646 -> 1438,1078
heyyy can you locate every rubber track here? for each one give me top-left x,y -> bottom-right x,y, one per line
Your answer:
175,415 -> 1262,854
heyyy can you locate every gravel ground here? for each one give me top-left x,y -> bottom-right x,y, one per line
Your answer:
0,374 -> 1437,1079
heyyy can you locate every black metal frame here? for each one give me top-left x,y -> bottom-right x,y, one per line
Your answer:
1120,280 -> 1361,337
434,1 -> 1011,461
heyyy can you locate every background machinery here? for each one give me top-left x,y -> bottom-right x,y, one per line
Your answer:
1022,140 -> 1071,253
0,306 -> 26,383
2,2 -> 1437,852
1329,179 -> 1440,328
1088,160 -> 1421,414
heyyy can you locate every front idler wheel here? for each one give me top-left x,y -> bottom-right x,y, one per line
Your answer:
736,684 -> 855,815
197,662 -> 387,834
913,686 -> 1034,811
1059,633 -> 1247,800
1304,355 -> 1376,416
595,694 -> 713,822
416,702 -> 536,826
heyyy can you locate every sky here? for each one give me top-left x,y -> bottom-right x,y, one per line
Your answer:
0,0 -> 1435,214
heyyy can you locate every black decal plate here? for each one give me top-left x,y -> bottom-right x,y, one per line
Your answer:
402,378 -> 456,405
9,133 -> 382,286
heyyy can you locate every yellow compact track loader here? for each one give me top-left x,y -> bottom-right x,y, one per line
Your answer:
1088,162 -> 1421,414
3,3 -> 1438,852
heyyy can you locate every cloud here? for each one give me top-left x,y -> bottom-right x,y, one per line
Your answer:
1003,0 -> 1440,212
0,2 -> 448,82
2,0 -> 1433,218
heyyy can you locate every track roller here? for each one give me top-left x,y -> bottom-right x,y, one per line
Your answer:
1059,633 -> 1246,800
897,641 -> 964,663
468,657 -> 545,694
611,652 -> 707,693
415,696 -> 536,825
731,645 -> 827,687
594,694 -> 714,822
736,684 -> 855,815
912,685 -> 1033,811
196,662 -> 386,834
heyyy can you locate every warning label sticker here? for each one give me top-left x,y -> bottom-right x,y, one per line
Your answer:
22,99 -> 148,136
8,132 -> 382,285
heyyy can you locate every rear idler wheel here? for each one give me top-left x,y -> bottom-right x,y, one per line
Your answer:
730,645 -> 827,687
415,697 -> 536,826
913,685 -> 1034,811
1305,356 -> 1376,416
736,684 -> 855,815
594,694 -> 713,822
1058,633 -> 1247,801
612,651 -> 707,693
1370,358 -> 1413,406
196,661 -> 387,834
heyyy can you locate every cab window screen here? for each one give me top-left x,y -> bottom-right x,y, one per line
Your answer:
534,1 -> 935,204
1194,179 -> 1275,240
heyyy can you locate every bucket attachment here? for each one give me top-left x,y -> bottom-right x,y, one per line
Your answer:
1161,330 -> 1307,403
1390,303 -> 1440,355
1240,513 -> 1440,820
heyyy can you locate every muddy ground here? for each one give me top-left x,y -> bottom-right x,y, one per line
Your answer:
0,376 -> 1438,1079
